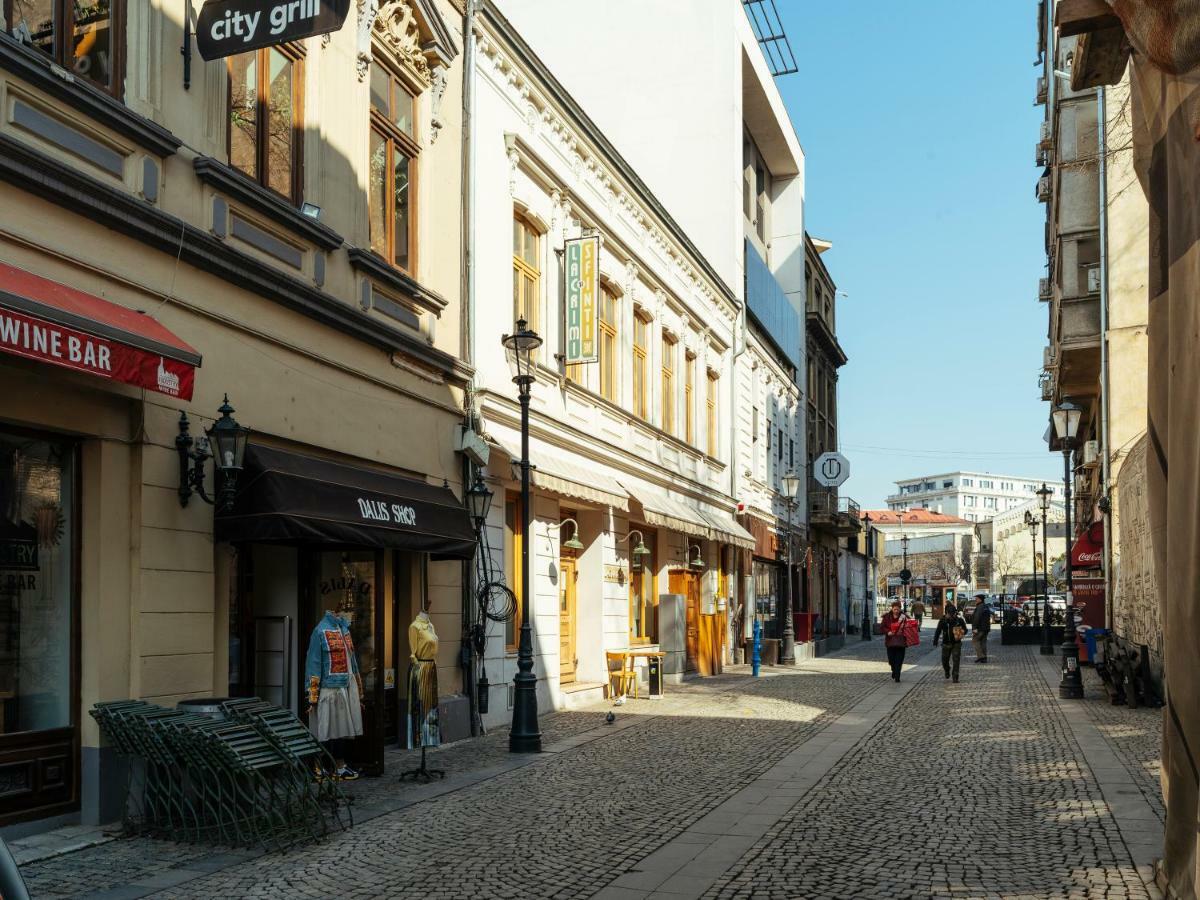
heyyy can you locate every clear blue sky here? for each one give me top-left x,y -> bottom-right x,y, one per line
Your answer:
773,0 -> 1063,508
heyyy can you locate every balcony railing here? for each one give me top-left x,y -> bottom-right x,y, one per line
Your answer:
810,489 -> 860,534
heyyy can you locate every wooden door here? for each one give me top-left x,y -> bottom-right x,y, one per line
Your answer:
671,570 -> 699,673
559,556 -> 577,683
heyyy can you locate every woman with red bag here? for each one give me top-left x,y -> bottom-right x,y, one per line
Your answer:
881,599 -> 912,682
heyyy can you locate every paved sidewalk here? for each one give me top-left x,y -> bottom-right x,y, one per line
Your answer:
19,638 -> 1165,899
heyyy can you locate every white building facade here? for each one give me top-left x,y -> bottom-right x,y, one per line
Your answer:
469,5 -> 757,727
886,471 -> 1064,521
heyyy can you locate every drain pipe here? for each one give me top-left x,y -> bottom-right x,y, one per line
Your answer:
1097,85 -> 1113,631
729,299 -> 748,660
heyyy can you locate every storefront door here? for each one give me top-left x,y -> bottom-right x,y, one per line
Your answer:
0,429 -> 79,825
670,570 -> 700,673
559,555 -> 577,684
302,550 -> 386,776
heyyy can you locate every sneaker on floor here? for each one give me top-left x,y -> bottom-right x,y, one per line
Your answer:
335,765 -> 359,781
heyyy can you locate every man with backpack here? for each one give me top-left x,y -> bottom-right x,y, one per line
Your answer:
970,593 -> 991,663
933,603 -> 968,682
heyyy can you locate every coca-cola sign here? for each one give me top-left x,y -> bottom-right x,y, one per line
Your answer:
1070,521 -> 1105,568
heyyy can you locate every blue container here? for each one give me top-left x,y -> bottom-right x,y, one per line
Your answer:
1084,628 -> 1108,664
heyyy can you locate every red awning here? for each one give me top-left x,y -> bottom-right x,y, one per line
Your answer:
0,262 -> 199,400
1070,520 -> 1105,568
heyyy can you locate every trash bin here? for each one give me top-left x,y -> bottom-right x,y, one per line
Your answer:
1083,628 -> 1107,665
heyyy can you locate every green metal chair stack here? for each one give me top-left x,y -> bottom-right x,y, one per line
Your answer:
90,698 -> 351,849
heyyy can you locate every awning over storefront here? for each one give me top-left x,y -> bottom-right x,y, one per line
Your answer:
0,261 -> 200,399
622,483 -> 752,548
699,509 -> 755,551
491,438 -> 629,511
215,444 -> 477,558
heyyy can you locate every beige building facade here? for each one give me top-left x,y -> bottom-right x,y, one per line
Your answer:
0,0 -> 475,830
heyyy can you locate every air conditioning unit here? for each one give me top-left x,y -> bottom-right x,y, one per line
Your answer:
1038,120 -> 1054,150
1035,76 -> 1048,106
1036,176 -> 1051,202
1040,373 -> 1055,401
1036,146 -> 1049,167
1039,277 -> 1052,301
1043,346 -> 1057,369
1086,267 -> 1101,294
1082,439 -> 1100,468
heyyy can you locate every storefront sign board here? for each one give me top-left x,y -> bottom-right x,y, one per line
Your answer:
564,235 -> 599,365
196,0 -> 352,60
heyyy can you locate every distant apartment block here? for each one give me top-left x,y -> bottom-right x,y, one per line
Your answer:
885,472 -> 1064,522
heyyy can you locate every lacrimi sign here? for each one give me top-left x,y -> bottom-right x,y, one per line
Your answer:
195,0 -> 351,60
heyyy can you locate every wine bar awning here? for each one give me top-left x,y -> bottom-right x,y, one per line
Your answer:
0,261 -> 200,399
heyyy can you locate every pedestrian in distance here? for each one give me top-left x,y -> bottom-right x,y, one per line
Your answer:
933,602 -> 968,683
881,599 -> 910,682
970,593 -> 991,663
911,598 -> 925,628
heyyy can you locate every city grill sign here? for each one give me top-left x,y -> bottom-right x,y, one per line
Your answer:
195,0 -> 351,60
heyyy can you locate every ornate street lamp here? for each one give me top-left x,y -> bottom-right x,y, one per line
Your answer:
502,318 -> 544,752
466,471 -> 493,532
779,470 -> 801,664
1025,513 -> 1040,627
861,513 -> 873,641
1052,400 -> 1084,699
176,395 -> 250,513
1037,483 -> 1054,655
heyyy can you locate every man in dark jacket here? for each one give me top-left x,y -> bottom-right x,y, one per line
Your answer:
933,603 -> 968,682
970,593 -> 991,663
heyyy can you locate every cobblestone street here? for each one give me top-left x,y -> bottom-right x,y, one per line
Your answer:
21,636 -> 1165,900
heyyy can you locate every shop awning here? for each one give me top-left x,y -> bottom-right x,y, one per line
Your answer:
622,483 -> 715,541
0,261 -> 200,399
215,444 -> 477,559
699,509 -> 755,550
491,438 -> 629,511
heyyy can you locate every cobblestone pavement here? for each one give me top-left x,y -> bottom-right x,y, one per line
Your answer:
1077,667 -> 1165,825
21,638 -> 1165,900
706,643 -> 1160,900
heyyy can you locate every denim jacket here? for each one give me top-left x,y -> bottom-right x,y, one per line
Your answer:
305,611 -> 361,705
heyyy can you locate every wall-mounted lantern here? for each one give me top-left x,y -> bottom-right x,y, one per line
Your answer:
176,395 -> 250,513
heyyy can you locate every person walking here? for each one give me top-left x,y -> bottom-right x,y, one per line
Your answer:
911,599 -> 926,628
970,593 -> 991,663
933,602 -> 968,682
881,599 -> 910,682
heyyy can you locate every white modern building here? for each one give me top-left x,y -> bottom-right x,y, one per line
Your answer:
886,472 -> 1064,521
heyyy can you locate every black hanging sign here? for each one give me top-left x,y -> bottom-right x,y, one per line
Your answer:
195,0 -> 351,60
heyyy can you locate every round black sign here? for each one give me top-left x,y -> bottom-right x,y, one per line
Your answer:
899,568 -> 912,584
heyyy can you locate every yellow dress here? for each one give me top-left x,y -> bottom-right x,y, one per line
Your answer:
405,611 -> 440,749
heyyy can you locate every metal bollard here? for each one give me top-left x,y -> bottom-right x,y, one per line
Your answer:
752,619 -> 762,677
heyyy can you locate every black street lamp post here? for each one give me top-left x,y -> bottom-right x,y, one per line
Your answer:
1052,400 -> 1084,699
1024,511 -> 1040,627
861,513 -> 873,640
780,471 -> 801,664
503,319 -> 544,751
900,529 -> 910,608
1037,483 -> 1054,655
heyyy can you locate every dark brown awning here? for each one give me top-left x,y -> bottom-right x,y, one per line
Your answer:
215,444 -> 476,559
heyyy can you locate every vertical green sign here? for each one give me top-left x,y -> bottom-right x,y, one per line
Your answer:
564,235 -> 599,364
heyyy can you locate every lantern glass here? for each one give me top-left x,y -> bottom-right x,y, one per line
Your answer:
1037,483 -> 1052,513
467,473 -> 493,526
502,318 -> 543,382
207,395 -> 250,473
781,470 -> 801,500
1052,400 -> 1082,442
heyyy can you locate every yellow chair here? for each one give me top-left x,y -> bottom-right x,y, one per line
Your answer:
606,651 -> 638,700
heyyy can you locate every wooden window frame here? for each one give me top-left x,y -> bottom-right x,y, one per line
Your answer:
5,0 -> 125,96
227,44 -> 305,204
629,526 -> 657,644
512,214 -> 541,334
661,333 -> 676,435
370,55 -> 420,274
707,370 -> 719,457
632,311 -> 649,420
598,285 -> 618,402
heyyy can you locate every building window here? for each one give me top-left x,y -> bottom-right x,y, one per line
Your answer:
962,478 -> 973,487
5,0 -> 121,93
661,333 -> 676,435
512,215 -> 541,334
598,286 -> 618,401
789,439 -> 794,468
229,46 -> 303,202
707,371 -> 719,456
504,494 -> 523,650
368,58 -> 418,271
943,480 -> 953,489
684,352 -> 696,444
632,312 -> 649,419
629,527 -> 656,642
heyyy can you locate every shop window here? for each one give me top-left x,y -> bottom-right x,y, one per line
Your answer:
504,494 -> 523,650
632,311 -> 649,420
229,46 -> 303,202
707,371 -> 719,456
370,55 -> 419,273
661,333 -> 676,435
684,352 -> 696,445
5,0 -> 121,93
629,528 -> 656,642
0,431 -> 75,733
512,215 -> 541,335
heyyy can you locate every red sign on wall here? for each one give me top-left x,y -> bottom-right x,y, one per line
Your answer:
1071,521 -> 1105,569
